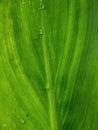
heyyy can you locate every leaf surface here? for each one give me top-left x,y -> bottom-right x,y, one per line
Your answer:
0,0 -> 98,130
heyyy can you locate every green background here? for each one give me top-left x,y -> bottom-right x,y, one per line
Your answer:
0,0 -> 98,130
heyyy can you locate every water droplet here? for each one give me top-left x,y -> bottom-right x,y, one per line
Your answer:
20,119 -> 25,124
42,5 -> 45,9
3,123 -> 7,127
39,5 -> 45,10
39,29 -> 43,35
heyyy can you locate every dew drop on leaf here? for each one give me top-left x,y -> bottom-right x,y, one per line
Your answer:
20,119 -> 25,124
39,5 -> 45,10
41,5 -> 45,9
39,29 -> 43,35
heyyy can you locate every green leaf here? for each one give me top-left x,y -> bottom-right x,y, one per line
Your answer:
0,0 -> 98,130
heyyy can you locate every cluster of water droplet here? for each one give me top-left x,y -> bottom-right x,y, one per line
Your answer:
2,119 -> 25,129
39,0 -> 45,10
39,28 -> 43,35
39,5 -> 45,10
39,0 -> 46,35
